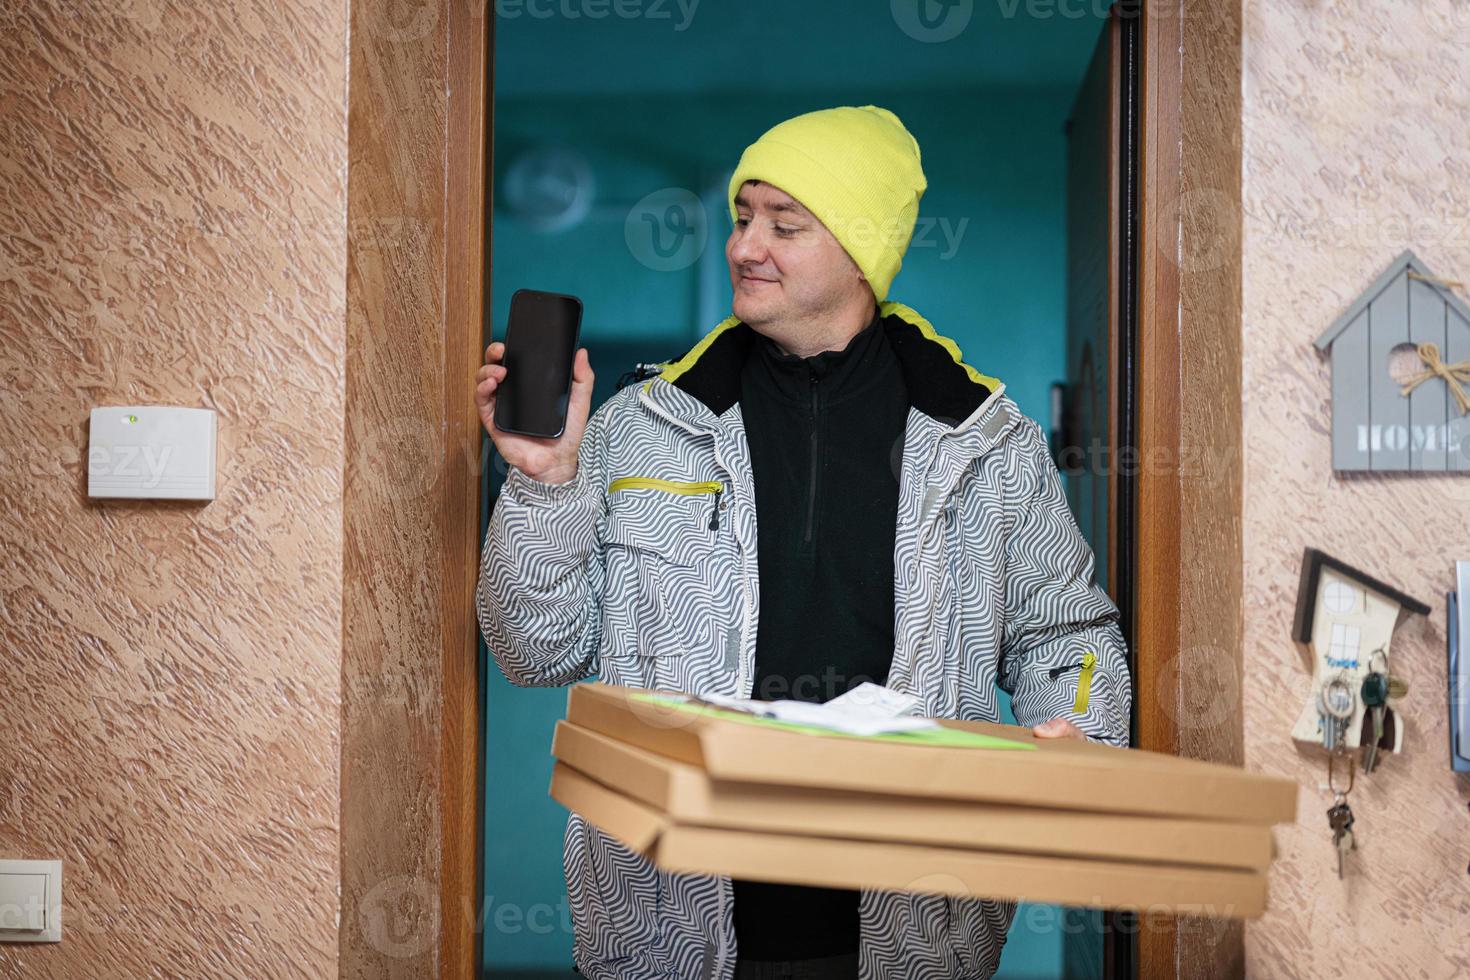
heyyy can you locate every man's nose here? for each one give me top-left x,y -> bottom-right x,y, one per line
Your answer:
728,223 -> 767,266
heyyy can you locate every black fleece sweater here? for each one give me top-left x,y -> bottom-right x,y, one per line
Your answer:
729,309 -> 908,961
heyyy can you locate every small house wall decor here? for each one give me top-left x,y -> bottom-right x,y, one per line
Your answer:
1314,249 -> 1470,472
1290,547 -> 1430,765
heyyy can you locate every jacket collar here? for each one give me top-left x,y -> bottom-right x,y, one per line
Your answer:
641,301 -> 1008,436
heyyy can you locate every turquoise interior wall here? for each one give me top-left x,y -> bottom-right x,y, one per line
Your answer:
484,9 -> 1106,978
490,90 -> 1075,416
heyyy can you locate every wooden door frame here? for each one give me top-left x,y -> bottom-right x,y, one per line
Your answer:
336,0 -> 1244,976
1134,0 -> 1246,976
342,1 -> 488,977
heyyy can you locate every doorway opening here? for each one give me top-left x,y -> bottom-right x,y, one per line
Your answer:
480,4 -> 1139,977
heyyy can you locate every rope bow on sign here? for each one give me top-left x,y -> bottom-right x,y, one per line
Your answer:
1399,342 -> 1470,416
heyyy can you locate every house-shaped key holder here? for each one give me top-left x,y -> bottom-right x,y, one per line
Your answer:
1290,548 -> 1431,765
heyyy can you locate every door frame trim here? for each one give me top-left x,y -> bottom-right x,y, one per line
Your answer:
1134,0 -> 1246,976
445,2 -> 491,976
341,2 -> 488,977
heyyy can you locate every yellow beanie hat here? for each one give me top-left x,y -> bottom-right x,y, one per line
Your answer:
727,105 -> 927,303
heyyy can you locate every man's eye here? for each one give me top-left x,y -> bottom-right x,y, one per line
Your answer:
732,217 -> 795,235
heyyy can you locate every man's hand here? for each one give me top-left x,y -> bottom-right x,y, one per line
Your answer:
476,341 -> 595,485
1031,717 -> 1087,741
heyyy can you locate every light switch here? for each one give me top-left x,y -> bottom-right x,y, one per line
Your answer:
0,860 -> 61,943
0,874 -> 45,930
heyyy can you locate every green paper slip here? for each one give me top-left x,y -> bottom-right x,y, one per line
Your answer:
629,693 -> 1036,751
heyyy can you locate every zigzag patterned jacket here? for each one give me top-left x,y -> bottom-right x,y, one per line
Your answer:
477,302 -> 1133,980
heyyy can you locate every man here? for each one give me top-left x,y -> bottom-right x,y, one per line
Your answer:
475,105 -> 1132,980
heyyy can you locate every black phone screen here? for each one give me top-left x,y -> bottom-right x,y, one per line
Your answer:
494,289 -> 583,438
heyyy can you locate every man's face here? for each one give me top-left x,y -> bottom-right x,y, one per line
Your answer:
725,181 -> 867,330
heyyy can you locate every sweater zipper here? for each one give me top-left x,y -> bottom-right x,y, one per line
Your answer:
805,371 -> 819,545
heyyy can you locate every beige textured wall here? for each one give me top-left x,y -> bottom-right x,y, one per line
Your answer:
0,2 -> 347,977
1242,1 -> 1470,975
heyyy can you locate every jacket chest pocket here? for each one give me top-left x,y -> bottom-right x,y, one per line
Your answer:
602,479 -> 730,675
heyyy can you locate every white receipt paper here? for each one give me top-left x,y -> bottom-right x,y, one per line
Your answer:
687,682 -> 938,736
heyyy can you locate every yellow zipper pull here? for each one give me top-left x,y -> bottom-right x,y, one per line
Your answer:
1072,650 -> 1097,713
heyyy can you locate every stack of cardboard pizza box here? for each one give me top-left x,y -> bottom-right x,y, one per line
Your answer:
548,682 -> 1295,917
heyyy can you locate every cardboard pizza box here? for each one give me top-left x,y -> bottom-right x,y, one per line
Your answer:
551,720 -> 1274,871
549,762 -> 1270,918
564,682 -> 1297,826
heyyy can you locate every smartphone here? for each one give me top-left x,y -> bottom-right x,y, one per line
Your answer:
493,289 -> 583,438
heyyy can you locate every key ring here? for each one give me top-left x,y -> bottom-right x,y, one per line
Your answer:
1328,749 -> 1356,796
1367,646 -> 1388,675
1319,673 -> 1355,720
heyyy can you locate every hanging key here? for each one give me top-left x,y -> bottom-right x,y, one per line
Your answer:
1361,670 -> 1388,773
1327,798 -> 1355,879
1337,810 -> 1357,878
